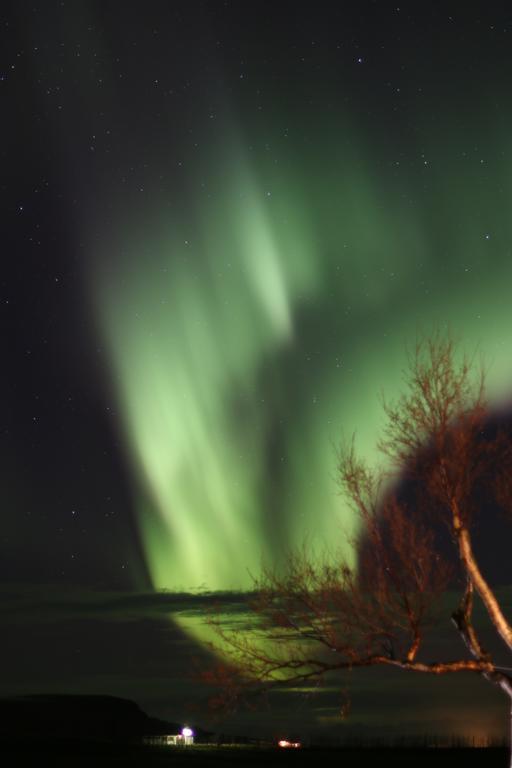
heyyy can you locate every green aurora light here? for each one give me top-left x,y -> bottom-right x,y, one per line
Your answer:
93,116 -> 512,595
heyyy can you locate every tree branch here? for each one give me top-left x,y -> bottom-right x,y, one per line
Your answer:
452,502 -> 512,652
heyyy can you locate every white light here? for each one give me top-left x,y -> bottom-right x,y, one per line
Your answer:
182,727 -> 193,738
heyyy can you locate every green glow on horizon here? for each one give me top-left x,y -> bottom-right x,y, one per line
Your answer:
93,116 -> 512,595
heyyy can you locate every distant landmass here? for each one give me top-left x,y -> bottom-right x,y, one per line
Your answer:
0,694 -> 211,743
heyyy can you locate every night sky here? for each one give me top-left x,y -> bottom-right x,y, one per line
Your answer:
3,0 -> 512,743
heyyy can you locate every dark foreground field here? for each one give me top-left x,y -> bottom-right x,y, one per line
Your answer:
0,741 -> 510,768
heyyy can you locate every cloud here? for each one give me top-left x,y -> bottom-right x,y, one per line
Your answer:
0,583 -> 252,626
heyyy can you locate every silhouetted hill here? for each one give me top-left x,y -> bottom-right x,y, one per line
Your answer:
0,694 -> 208,743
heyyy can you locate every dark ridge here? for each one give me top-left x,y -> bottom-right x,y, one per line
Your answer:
0,694 -> 210,743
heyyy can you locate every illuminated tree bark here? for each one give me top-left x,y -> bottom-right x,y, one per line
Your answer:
206,334 -> 512,762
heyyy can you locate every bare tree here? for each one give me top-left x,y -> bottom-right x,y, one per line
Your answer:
205,334 -> 512,759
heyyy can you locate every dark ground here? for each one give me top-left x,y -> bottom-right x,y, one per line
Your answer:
0,742 -> 509,768
1,695 -> 508,766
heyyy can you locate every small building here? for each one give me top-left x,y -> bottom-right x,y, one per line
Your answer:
144,727 -> 194,746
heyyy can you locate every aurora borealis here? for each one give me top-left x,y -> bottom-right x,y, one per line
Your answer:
94,80 -> 512,593
6,0 -> 512,742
